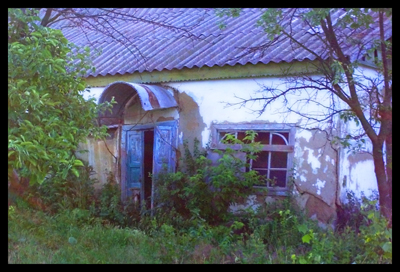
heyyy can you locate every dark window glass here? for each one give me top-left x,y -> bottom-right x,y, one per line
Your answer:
252,151 -> 269,168
271,133 -> 289,145
237,132 -> 251,144
270,152 -> 288,168
255,132 -> 270,144
215,127 -> 292,189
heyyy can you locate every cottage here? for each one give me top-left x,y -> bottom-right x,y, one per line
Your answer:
47,8 -> 391,226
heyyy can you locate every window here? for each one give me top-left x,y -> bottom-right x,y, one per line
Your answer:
211,123 -> 295,195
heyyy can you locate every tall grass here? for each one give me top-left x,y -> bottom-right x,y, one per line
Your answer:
8,140 -> 392,264
8,193 -> 392,264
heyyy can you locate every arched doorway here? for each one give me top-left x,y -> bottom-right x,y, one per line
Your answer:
99,82 -> 178,209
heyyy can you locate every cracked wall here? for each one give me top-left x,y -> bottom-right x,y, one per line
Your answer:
294,129 -> 339,225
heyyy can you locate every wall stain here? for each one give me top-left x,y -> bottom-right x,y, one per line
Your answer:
175,92 -> 207,158
295,129 -> 338,222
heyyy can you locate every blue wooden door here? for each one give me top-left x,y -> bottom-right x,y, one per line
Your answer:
151,123 -> 177,209
126,130 -> 143,198
122,121 -> 177,204
153,125 -> 177,174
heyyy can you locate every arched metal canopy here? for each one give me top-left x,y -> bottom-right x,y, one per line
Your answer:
98,81 -> 178,125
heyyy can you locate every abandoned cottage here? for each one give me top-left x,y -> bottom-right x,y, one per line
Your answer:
45,8 -> 391,226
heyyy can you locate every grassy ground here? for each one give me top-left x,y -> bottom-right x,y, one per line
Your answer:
8,207 -> 259,264
8,198 -> 392,264
8,207 -> 182,264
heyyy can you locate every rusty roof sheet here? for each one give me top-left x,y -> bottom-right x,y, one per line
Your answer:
99,81 -> 177,112
97,81 -> 177,125
43,8 -> 392,77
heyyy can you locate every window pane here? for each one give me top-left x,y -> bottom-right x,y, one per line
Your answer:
270,152 -> 288,168
255,170 -> 268,186
219,132 -> 227,142
252,151 -> 269,168
271,132 -> 289,145
269,170 -> 287,187
254,132 -> 270,144
237,132 -> 251,144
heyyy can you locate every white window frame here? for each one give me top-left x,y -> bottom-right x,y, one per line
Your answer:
210,123 -> 296,196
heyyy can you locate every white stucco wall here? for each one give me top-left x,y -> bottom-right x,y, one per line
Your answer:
168,77 -> 337,147
166,75 -> 378,204
81,87 -> 104,103
82,71 -> 380,207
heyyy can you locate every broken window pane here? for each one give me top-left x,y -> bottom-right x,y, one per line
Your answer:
270,152 -> 288,168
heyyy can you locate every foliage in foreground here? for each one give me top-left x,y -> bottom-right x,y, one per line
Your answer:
9,155 -> 392,264
8,8 -> 112,185
8,190 -> 392,264
154,135 -> 264,226
8,133 -> 391,264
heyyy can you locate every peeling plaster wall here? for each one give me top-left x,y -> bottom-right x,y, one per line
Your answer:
335,102 -> 379,203
165,76 -> 377,224
76,136 -> 118,190
293,129 -> 338,223
174,91 -> 207,156
338,138 -> 378,202
81,73 -> 379,225
82,87 -> 104,104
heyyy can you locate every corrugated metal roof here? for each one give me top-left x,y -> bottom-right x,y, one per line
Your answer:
97,81 -> 177,125
43,8 -> 391,78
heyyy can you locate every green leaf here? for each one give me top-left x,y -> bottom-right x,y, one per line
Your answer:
367,212 -> 375,219
71,167 -> 80,177
297,224 -> 308,234
382,242 -> 392,253
31,31 -> 42,38
73,159 -> 84,167
302,234 -> 312,244
20,141 -> 33,146
299,258 -> 308,264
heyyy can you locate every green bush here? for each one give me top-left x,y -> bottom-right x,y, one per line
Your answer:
354,199 -> 392,263
90,171 -> 142,228
29,161 -> 97,214
154,133 -> 264,226
292,194 -> 392,264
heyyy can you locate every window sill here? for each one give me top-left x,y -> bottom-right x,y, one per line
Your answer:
254,187 -> 289,197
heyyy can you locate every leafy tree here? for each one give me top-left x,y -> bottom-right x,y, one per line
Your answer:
217,8 -> 392,222
8,8 -> 112,186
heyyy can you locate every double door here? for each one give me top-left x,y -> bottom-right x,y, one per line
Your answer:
122,121 -> 177,209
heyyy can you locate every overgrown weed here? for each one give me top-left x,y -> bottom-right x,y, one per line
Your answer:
8,134 -> 392,263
